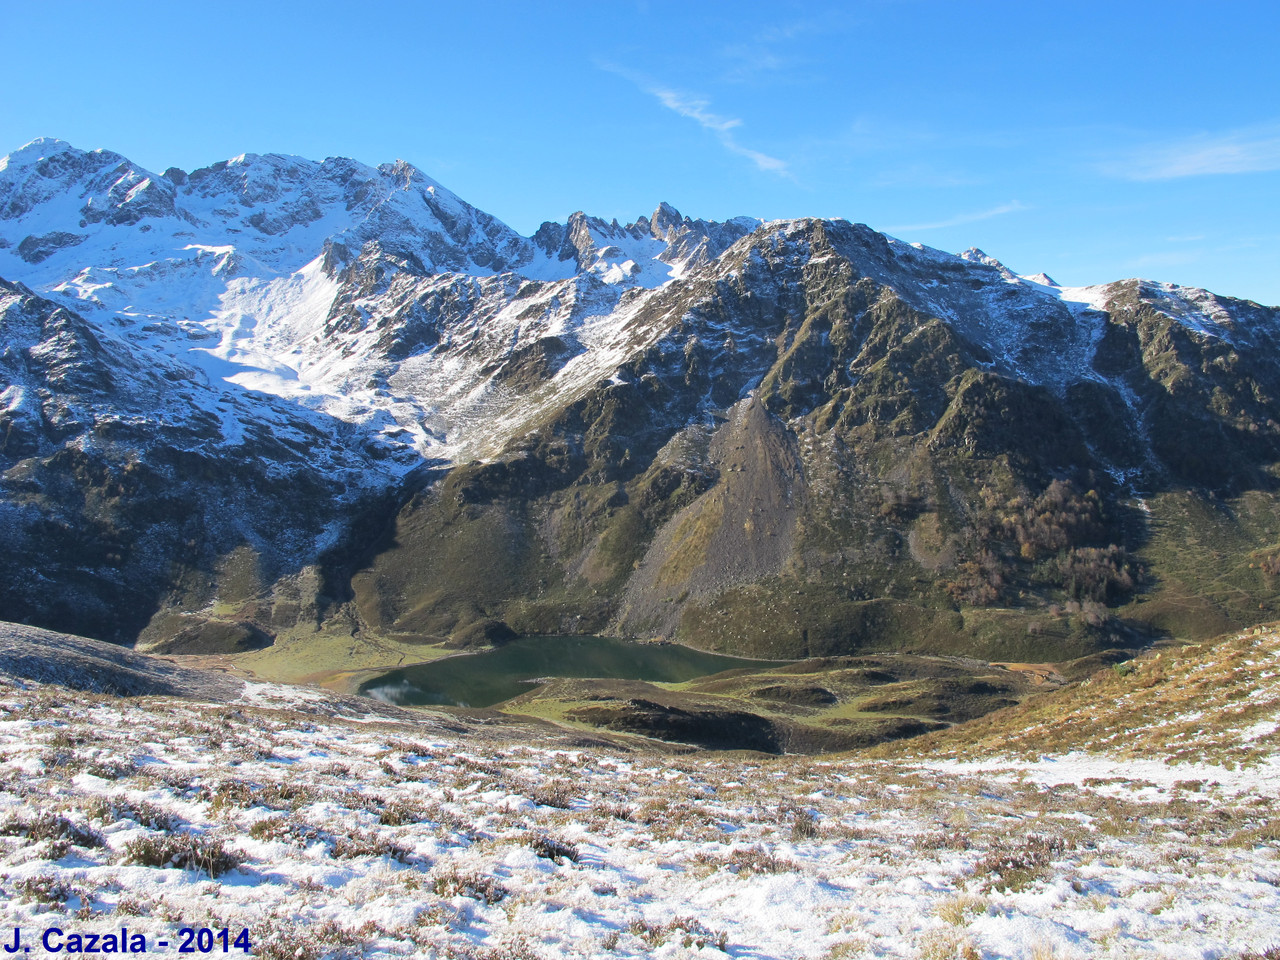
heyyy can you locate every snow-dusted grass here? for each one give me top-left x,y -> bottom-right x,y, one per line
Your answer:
2,672 -> 1279,959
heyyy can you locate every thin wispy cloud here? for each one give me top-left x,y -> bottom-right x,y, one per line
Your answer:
1124,250 -> 1201,271
886,201 -> 1028,233
597,61 -> 792,178
1104,125 -> 1280,180
717,18 -> 825,84
650,89 -> 741,134
717,43 -> 788,83
650,86 -> 790,176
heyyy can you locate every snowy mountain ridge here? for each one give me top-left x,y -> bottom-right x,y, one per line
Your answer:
4,137 -> 1268,468
0,139 -> 771,462
3,137 -> 1279,661
5,138 -> 1269,465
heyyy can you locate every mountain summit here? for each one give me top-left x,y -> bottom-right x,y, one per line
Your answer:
2,139 -> 1278,663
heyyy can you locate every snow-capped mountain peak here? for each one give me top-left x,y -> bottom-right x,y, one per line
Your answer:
3,139 -> 1279,656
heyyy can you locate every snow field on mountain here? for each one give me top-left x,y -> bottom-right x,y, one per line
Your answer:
7,138 -> 1275,483
2,673 -> 1278,960
1,139 -> 752,468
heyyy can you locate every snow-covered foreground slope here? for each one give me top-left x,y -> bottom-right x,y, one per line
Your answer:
3,632 -> 1279,958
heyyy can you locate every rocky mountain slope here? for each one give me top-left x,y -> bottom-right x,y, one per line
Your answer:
2,138 -> 1279,663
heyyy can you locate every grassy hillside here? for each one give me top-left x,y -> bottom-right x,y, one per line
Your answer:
874,622 -> 1280,767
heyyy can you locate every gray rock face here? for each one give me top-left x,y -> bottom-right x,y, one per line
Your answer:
17,231 -> 86,264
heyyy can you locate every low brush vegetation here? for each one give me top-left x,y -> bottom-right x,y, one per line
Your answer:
120,832 -> 241,877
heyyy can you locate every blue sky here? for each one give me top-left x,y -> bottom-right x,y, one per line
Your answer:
3,0 -> 1279,304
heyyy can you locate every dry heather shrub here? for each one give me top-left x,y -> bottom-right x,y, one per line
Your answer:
1237,950 -> 1280,960
523,833 -> 580,864
1229,820 -> 1280,848
379,799 -> 426,825
598,802 -> 634,821
1,811 -> 102,849
972,852 -> 1044,892
915,831 -> 971,852
530,781 -> 576,809
635,798 -> 671,825
204,780 -> 258,814
385,801 -> 466,835
972,835 -> 1066,893
825,822 -> 873,841
13,875 -> 72,905
637,799 -> 718,840
308,920 -> 372,954
84,795 -> 176,832
935,892 -> 987,926
248,922 -> 322,960
723,845 -> 799,875
121,832 -> 241,877
629,917 -> 727,951
823,939 -> 874,960
431,867 -> 508,904
258,781 -> 329,810
789,807 -> 820,840
114,895 -> 148,917
329,831 -> 412,862
917,927 -> 980,960
206,779 -> 325,815
44,726 -> 82,749
247,815 -> 292,841
78,756 -> 137,780
474,935 -> 543,960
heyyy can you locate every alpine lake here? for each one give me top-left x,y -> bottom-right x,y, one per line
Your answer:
359,635 -> 784,709
357,634 -> 1041,754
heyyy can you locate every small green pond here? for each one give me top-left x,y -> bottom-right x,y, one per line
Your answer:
359,635 -> 783,708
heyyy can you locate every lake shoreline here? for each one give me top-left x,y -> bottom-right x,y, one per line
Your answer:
358,634 -> 793,709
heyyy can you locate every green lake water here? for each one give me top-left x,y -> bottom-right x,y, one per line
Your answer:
359,635 -> 783,708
